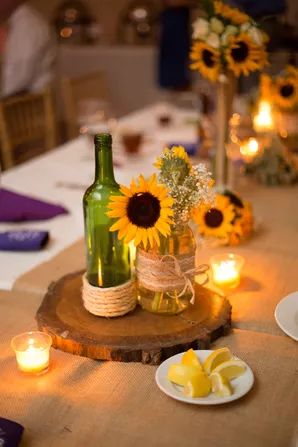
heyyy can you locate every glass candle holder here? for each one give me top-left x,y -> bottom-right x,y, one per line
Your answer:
210,253 -> 244,289
11,331 -> 52,375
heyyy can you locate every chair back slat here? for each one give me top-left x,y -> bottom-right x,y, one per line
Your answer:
0,88 -> 56,169
61,71 -> 109,140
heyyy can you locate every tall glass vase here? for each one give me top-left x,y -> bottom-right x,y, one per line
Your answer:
137,224 -> 196,315
215,73 -> 236,188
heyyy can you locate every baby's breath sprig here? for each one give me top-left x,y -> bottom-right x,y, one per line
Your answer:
155,146 -> 214,226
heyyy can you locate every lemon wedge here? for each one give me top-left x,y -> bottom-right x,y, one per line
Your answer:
203,347 -> 232,374
212,359 -> 246,380
167,364 -> 201,387
183,372 -> 211,398
181,349 -> 202,370
210,372 -> 233,397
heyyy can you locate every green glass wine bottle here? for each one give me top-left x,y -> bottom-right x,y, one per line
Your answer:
83,133 -> 131,287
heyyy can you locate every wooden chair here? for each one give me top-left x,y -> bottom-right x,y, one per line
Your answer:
0,87 -> 56,170
61,71 -> 109,140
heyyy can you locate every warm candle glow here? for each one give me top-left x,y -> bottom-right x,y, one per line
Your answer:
210,254 -> 244,289
253,100 -> 274,132
240,137 -> 260,161
11,332 -> 52,374
129,241 -> 136,272
98,257 -> 103,287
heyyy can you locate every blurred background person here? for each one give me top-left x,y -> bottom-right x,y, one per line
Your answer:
158,0 -> 195,92
0,0 -> 56,98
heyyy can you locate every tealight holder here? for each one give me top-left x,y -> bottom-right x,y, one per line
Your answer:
11,331 -> 52,375
210,253 -> 244,289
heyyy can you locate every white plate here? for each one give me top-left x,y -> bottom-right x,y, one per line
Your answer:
155,350 -> 254,405
275,291 -> 298,341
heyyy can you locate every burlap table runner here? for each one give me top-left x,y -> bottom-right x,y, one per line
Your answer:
0,289 -> 297,447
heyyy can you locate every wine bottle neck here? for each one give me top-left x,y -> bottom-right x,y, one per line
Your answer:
95,144 -> 116,185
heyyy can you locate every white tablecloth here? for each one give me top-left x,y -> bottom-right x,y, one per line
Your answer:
0,105 -> 200,289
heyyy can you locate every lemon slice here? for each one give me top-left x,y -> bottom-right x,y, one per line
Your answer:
181,349 -> 202,370
183,372 -> 211,398
167,364 -> 201,387
210,372 -> 233,397
203,347 -> 232,374
212,359 -> 246,380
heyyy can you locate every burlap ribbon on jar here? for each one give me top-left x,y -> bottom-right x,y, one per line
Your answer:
136,249 -> 209,305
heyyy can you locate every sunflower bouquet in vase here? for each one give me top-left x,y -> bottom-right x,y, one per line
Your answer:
107,146 -> 213,315
190,0 -> 268,187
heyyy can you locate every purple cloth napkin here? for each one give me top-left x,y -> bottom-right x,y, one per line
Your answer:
0,188 -> 68,222
0,417 -> 24,447
0,230 -> 49,251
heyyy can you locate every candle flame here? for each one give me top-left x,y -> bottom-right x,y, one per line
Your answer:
253,100 -> 274,132
240,137 -> 260,160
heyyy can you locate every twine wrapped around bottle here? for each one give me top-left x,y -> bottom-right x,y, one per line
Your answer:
82,274 -> 137,317
136,250 -> 208,305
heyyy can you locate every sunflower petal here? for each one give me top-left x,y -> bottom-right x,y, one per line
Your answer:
138,174 -> 148,192
107,208 -> 126,218
155,219 -> 171,236
134,228 -> 143,247
109,195 -> 127,203
120,185 -> 133,197
124,223 -> 137,243
109,216 -> 130,232
161,197 -> 174,207
147,228 -> 154,248
151,227 -> 160,247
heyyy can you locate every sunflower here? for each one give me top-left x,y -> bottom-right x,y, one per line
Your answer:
193,195 -> 235,239
190,41 -> 221,82
287,65 -> 298,78
214,1 -> 250,25
272,76 -> 298,109
225,33 -> 268,77
107,174 -> 174,249
154,145 -> 191,170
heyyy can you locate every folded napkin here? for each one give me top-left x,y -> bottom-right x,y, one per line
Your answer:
0,417 -> 24,447
0,230 -> 49,251
167,142 -> 199,157
0,188 -> 68,223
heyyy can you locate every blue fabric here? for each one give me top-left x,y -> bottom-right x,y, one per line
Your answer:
158,7 -> 191,89
0,230 -> 49,251
230,0 -> 286,17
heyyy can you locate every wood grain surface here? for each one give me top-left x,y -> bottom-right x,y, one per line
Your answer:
36,271 -> 232,364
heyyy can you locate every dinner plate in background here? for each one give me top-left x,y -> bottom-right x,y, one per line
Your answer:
155,350 -> 254,405
275,291 -> 298,341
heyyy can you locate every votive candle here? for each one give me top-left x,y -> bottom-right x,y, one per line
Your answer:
210,254 -> 244,289
11,331 -> 52,374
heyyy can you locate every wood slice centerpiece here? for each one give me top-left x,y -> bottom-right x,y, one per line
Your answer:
36,271 -> 232,365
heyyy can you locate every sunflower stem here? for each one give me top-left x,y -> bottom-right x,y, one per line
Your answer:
151,291 -> 164,312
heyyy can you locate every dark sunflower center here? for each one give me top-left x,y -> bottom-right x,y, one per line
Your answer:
127,192 -> 161,228
202,49 -> 215,68
223,191 -> 244,208
205,208 -> 224,228
231,41 -> 249,63
280,84 -> 294,98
